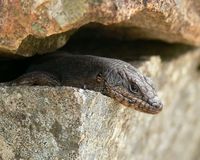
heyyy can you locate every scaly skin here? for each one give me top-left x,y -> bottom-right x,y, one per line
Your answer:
4,52 -> 163,114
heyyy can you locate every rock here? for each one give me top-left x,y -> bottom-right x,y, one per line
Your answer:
1,0 -> 200,56
0,48 -> 199,159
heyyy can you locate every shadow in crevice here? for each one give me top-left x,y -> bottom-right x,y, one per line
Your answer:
60,25 -> 196,62
0,56 -> 29,82
63,36 -> 195,62
0,26 -> 197,82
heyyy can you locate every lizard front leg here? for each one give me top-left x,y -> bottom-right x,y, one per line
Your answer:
4,71 -> 61,86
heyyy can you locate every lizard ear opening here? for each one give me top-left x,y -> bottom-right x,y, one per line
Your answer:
96,73 -> 103,83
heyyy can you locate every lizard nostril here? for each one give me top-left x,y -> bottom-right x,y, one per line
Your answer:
153,102 -> 163,111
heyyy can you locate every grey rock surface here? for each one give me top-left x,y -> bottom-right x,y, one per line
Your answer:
0,49 -> 200,160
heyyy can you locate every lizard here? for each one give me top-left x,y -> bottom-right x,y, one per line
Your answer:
4,52 -> 163,114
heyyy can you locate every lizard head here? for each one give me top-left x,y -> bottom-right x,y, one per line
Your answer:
96,62 -> 163,114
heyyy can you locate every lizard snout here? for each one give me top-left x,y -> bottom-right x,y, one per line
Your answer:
152,102 -> 163,111
148,97 -> 163,113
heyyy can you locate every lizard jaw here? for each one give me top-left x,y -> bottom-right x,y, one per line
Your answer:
106,85 -> 163,114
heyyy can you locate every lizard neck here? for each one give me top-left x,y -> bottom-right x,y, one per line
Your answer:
28,53 -> 107,92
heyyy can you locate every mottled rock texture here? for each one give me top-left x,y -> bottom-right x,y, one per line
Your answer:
0,48 -> 199,160
1,0 -> 200,56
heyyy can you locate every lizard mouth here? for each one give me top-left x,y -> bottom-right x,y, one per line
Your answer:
130,98 -> 163,114
107,86 -> 163,114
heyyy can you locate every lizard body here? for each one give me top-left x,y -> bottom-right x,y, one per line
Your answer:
5,52 -> 163,114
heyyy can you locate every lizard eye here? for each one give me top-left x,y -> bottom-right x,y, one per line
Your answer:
129,83 -> 140,93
